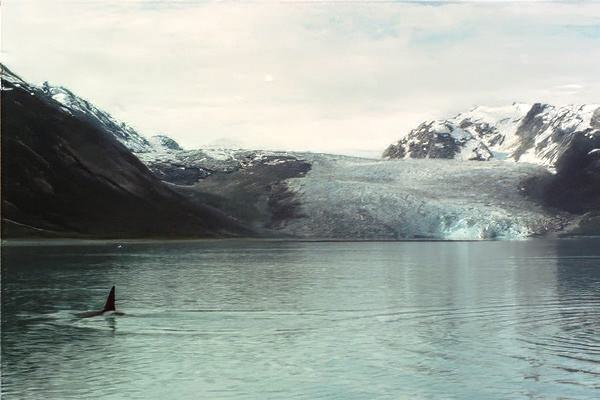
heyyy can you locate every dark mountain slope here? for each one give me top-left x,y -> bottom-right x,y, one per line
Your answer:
1,65 -> 249,238
534,132 -> 600,234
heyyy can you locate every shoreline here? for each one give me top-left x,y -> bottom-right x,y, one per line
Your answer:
4,235 -> 593,247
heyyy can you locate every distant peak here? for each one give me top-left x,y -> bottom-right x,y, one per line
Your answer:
384,102 -> 600,168
149,135 -> 183,152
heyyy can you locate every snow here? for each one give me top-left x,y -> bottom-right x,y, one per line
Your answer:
51,92 -> 70,107
40,84 -> 157,154
430,121 -> 451,134
201,148 -> 238,161
573,104 -> 600,130
2,68 -> 28,86
457,140 -> 484,161
508,104 -> 600,167
450,128 -> 472,141
454,103 -> 530,150
462,103 -> 531,126
264,159 -> 288,166
2,68 -> 37,95
137,146 -> 304,179
146,136 -> 183,154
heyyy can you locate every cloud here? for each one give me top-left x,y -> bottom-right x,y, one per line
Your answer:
3,0 -> 600,155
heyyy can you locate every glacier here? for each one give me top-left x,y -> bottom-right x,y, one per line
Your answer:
280,155 -> 567,240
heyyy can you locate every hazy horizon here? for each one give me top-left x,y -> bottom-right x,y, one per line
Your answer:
3,0 -> 599,157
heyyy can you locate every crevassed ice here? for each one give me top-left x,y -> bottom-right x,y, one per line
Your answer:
283,156 -> 564,240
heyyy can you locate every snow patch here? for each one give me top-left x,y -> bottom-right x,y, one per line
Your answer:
201,148 -> 238,161
450,128 -> 471,141
51,92 -> 70,107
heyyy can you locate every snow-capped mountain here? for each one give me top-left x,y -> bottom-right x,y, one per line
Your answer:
38,81 -> 182,155
148,135 -> 183,151
41,75 -> 593,239
1,64 -> 249,238
40,83 -> 153,153
5,63 -> 598,239
35,78 -> 305,187
383,103 -> 600,169
137,147 -> 310,186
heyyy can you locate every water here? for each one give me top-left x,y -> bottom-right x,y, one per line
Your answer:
2,239 -> 600,399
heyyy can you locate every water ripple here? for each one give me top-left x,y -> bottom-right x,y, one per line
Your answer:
3,239 -> 600,399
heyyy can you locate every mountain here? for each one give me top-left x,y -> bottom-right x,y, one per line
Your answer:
383,103 -> 600,168
1,65 -> 249,238
38,81 -> 178,154
105,112 -> 592,239
4,66 -> 597,240
136,148 -> 312,233
7,69 -> 312,237
131,101 -> 599,238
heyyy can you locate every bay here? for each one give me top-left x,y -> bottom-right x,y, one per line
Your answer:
2,239 -> 599,399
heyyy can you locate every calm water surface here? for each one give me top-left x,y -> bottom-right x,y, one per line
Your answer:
2,239 -> 600,399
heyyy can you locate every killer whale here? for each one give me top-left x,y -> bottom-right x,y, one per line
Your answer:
75,286 -> 125,318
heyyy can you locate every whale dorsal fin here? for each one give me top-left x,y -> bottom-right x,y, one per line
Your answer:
103,286 -> 116,312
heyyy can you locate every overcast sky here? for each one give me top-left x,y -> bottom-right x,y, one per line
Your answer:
2,0 -> 599,157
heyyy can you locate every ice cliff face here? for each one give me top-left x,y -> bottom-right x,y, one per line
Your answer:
383,103 -> 600,169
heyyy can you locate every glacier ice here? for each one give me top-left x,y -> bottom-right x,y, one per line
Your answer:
281,155 -> 567,240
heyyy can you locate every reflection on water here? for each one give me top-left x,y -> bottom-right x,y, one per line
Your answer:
2,239 -> 600,399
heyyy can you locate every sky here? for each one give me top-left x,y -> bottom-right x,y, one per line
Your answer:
2,0 -> 600,157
